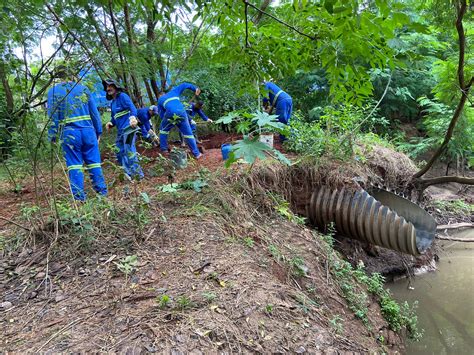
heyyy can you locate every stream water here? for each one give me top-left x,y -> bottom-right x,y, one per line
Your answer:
389,229 -> 474,354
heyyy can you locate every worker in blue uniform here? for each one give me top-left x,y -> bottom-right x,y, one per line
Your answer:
157,83 -> 202,159
181,101 -> 213,144
103,79 -> 143,179
47,66 -> 107,201
263,82 -> 293,141
136,105 -> 159,144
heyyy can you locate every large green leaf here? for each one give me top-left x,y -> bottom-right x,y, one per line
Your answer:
215,111 -> 240,125
229,137 -> 272,164
251,111 -> 285,132
270,148 -> 292,166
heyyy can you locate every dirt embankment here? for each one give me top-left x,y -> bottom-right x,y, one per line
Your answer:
1,150 -> 405,353
2,135 -> 470,353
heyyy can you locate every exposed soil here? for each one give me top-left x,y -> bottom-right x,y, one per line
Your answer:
0,133 -> 407,353
1,131 -> 471,352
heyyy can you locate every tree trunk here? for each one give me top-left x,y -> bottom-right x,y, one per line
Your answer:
252,0 -> 272,25
143,79 -> 154,105
157,55 -> 167,91
124,3 -> 143,106
107,0 -> 129,91
0,61 -> 14,114
84,4 -> 122,81
145,14 -> 161,99
150,79 -> 161,99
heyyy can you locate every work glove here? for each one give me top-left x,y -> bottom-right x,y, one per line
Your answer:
207,119 -> 213,123
195,88 -> 201,96
105,122 -> 114,131
148,129 -> 159,141
129,116 -> 138,128
148,129 -> 159,147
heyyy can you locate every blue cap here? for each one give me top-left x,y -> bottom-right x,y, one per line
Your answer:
149,105 -> 158,114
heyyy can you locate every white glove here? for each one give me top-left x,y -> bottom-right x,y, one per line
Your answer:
207,119 -> 213,123
105,122 -> 114,131
129,116 -> 138,128
148,129 -> 158,140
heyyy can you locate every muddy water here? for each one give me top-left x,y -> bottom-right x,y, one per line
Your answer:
389,229 -> 474,354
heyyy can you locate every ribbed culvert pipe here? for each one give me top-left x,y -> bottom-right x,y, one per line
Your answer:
307,186 -> 436,256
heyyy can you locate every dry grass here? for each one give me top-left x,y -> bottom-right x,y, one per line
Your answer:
1,157 -> 405,353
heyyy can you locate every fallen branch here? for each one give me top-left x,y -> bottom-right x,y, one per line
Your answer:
36,318 -> 83,352
0,215 -> 32,231
436,235 -> 474,242
417,175 -> 474,188
437,222 -> 473,230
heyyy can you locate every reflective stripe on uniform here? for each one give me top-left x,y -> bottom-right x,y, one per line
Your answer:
182,135 -> 195,139
272,90 -> 283,106
86,163 -> 101,170
62,115 -> 91,124
67,164 -> 84,171
160,130 -> 170,135
115,110 -> 130,118
163,97 -> 180,108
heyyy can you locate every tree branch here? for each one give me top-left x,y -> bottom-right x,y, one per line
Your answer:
0,215 -> 32,232
45,3 -> 108,78
175,16 -> 214,79
417,175 -> 474,188
243,0 -> 317,41
244,1 -> 250,48
107,0 -> 128,89
436,235 -> 474,242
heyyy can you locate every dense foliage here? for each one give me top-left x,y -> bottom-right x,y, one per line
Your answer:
0,0 -> 472,179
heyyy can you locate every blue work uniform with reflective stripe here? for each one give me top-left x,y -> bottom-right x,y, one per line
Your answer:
157,83 -> 200,157
264,82 -> 293,141
109,92 -> 143,179
137,108 -> 153,138
47,82 -> 107,201
186,102 -> 209,134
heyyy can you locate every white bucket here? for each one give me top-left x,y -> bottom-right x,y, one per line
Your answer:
259,134 -> 274,148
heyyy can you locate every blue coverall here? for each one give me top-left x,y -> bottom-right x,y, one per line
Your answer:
264,82 -> 293,141
157,83 -> 201,157
47,82 -> 107,201
137,108 -> 153,139
186,102 -> 209,136
109,92 -> 143,179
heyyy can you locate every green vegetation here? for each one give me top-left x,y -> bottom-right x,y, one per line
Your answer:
115,255 -> 138,276
1,0 -> 473,351
321,229 -> 422,340
157,294 -> 171,309
432,199 -> 474,215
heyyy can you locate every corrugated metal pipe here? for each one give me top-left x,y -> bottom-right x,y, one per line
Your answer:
307,186 -> 436,256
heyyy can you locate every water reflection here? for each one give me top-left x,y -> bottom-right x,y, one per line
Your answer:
389,229 -> 474,354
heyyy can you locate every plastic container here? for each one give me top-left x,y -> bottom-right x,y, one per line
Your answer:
169,148 -> 188,169
259,134 -> 274,148
221,143 -> 232,160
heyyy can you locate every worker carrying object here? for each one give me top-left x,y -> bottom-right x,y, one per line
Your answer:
47,65 -> 107,201
157,83 -> 202,159
103,79 -> 144,180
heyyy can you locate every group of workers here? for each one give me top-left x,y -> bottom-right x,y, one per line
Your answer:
47,67 -> 293,201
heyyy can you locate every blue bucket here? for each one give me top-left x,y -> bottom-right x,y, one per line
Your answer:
221,143 -> 232,160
